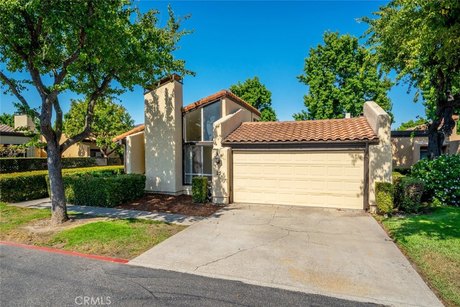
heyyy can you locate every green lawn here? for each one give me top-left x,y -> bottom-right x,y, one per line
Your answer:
381,207 -> 460,306
0,202 -> 185,259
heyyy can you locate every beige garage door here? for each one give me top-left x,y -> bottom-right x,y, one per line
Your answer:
232,150 -> 365,209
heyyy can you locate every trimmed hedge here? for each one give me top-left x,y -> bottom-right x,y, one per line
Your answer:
395,177 -> 425,213
376,182 -> 394,215
0,166 -> 123,202
57,173 -> 145,207
192,176 -> 208,203
0,157 -> 97,173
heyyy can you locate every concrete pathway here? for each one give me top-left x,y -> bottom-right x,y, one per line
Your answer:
130,204 -> 442,307
11,198 -> 202,226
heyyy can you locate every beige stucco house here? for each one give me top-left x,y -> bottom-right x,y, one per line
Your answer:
114,75 -> 392,212
391,116 -> 460,169
0,114 -> 113,158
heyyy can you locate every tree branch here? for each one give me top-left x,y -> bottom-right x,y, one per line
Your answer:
0,71 -> 39,117
60,74 -> 113,152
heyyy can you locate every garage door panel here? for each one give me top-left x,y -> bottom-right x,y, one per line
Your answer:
233,151 -> 364,209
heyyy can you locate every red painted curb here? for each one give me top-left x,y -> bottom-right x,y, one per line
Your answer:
0,241 -> 129,264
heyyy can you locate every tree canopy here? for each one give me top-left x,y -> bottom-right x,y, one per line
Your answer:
0,0 -> 191,223
0,113 -> 14,127
293,32 -> 392,121
229,77 -> 277,121
397,118 -> 427,131
364,0 -> 460,156
64,99 -> 134,157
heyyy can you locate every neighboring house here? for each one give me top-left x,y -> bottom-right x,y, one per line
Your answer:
391,116 -> 460,169
0,114 -> 113,158
114,75 -> 392,212
0,115 -> 40,157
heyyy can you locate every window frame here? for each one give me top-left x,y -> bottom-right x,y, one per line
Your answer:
182,100 -> 222,185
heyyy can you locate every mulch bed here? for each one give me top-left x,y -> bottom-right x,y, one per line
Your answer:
117,194 -> 224,217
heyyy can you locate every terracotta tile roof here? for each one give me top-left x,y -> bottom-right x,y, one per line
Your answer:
183,90 -> 261,116
223,117 -> 378,144
112,124 -> 145,142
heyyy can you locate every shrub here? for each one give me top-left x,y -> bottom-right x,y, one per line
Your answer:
395,177 -> 425,213
0,157 -> 97,173
411,154 -> 460,206
192,176 -> 208,203
60,173 -> 145,207
375,182 -> 394,215
0,166 -> 123,202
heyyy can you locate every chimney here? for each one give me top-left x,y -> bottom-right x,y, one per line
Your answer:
345,113 -> 351,119
144,74 -> 184,194
14,114 -> 35,132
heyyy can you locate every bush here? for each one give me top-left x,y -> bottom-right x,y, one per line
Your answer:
411,154 -> 460,206
0,157 -> 97,173
59,173 -> 145,207
375,182 -> 394,215
192,176 -> 208,203
0,166 -> 123,202
395,177 -> 425,213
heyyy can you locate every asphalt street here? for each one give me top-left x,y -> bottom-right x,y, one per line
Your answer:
0,244 -> 380,307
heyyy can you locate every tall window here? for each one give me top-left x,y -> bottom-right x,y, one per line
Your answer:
183,100 -> 222,184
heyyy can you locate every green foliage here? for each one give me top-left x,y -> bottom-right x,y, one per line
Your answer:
64,99 -> 134,157
294,32 -> 392,120
0,166 -> 123,202
0,113 -> 14,127
192,176 -> 208,203
411,155 -> 460,206
364,0 -> 460,152
394,177 -> 425,213
59,173 -> 145,207
0,157 -> 98,173
260,106 -> 277,122
229,77 -> 277,121
376,182 -> 394,215
397,118 -> 427,131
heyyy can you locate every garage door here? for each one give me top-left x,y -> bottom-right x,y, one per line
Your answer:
232,150 -> 365,209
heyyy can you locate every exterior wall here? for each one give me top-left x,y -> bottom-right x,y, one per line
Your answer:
125,131 -> 145,174
212,109 -> 249,204
222,97 -> 260,121
144,79 -> 183,194
391,136 -> 427,169
0,135 -> 30,145
392,136 -> 460,169
364,101 -> 392,212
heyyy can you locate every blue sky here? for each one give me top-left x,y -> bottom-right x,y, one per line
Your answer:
0,0 -> 425,128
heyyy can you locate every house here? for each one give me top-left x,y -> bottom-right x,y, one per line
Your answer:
0,114 -> 115,158
391,116 -> 460,169
0,115 -> 40,157
114,75 -> 392,212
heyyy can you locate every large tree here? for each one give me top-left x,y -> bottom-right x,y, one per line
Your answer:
0,113 -> 14,127
0,0 -> 190,224
64,99 -> 134,157
397,118 -> 428,131
294,32 -> 392,120
229,77 -> 277,121
364,0 -> 460,158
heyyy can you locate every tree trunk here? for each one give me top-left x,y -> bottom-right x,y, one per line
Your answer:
427,128 -> 444,159
47,140 -> 69,225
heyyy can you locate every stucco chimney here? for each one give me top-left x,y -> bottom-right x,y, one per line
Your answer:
14,114 -> 35,131
144,75 -> 183,194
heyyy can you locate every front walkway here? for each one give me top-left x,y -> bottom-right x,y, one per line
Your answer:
129,203 -> 442,307
11,198 -> 202,226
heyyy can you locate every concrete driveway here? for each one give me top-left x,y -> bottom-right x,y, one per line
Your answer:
130,204 -> 442,307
